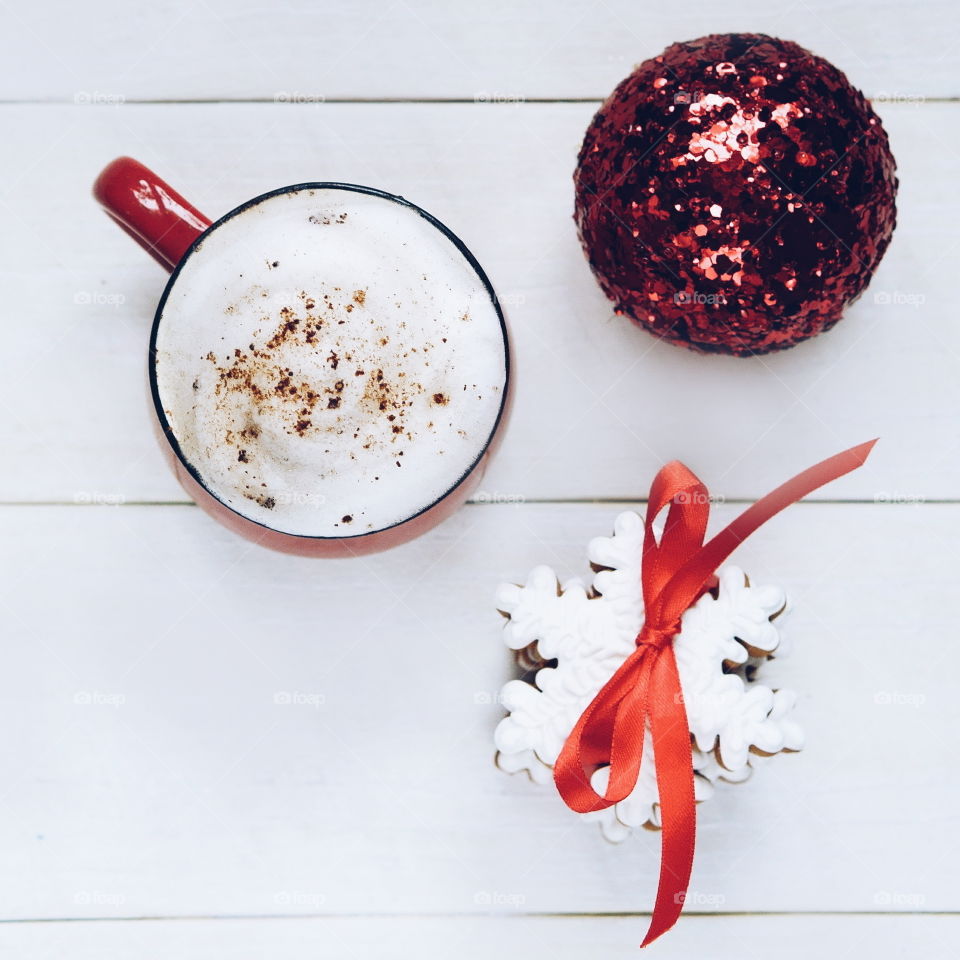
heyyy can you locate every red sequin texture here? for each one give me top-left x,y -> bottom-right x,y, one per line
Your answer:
574,34 -> 898,355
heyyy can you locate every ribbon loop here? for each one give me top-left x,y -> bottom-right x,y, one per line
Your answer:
553,440 -> 877,947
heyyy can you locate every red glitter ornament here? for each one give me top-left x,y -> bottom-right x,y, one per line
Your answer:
574,34 -> 898,355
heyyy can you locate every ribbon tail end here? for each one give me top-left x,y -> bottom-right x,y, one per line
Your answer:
853,437 -> 880,463
639,911 -> 682,948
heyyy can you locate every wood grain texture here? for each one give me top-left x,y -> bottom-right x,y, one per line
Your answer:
0,101 -> 954,502
0,501 -> 955,920
0,0 -> 956,101
0,914 -> 956,959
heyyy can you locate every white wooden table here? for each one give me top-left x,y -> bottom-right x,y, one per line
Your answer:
1,1 -> 958,955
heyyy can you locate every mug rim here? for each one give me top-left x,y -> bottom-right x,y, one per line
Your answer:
148,181 -> 511,543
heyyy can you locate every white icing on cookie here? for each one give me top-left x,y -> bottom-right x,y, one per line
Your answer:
494,510 -> 802,841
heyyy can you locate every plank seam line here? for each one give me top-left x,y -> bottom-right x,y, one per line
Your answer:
0,910 -> 957,925
1,97 -> 959,106
0,500 -> 954,508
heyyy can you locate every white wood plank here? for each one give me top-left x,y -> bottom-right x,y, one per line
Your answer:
0,0 -> 956,101
0,102 -> 955,502
0,501 -> 956,919
0,914 -> 956,959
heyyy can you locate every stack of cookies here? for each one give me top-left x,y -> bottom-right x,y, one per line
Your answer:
494,510 -> 803,842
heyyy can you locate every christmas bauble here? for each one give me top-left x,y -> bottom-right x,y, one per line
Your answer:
574,34 -> 898,355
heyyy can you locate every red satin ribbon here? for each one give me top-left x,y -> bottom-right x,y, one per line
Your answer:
553,439 -> 877,946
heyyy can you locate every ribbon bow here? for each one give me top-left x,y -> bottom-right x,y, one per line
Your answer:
553,440 -> 877,946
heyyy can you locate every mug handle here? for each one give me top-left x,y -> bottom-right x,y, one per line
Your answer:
93,157 -> 212,272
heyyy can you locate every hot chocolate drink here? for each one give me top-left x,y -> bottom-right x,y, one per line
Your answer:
152,185 -> 508,539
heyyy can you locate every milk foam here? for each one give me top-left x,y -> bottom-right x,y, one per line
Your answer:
154,186 -> 507,538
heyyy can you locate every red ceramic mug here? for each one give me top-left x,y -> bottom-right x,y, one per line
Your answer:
94,158 -> 511,557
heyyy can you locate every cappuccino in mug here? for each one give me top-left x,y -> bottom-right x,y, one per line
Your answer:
152,185 -> 508,539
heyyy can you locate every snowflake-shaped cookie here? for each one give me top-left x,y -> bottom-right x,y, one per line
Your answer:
494,510 -> 802,842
